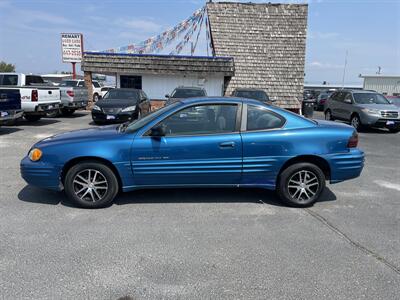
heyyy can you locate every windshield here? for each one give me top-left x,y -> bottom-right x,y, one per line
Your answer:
353,93 -> 390,105
60,80 -> 78,87
125,102 -> 180,133
171,88 -> 206,98
235,90 -> 269,101
103,89 -> 139,101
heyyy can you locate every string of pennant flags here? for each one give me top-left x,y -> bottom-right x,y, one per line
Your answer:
103,6 -> 213,56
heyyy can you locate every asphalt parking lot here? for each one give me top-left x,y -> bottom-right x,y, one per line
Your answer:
0,111 -> 399,299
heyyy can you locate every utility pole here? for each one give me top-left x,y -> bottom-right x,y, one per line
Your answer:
341,50 -> 348,88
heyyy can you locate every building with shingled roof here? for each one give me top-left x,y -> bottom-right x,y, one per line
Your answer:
82,1 -> 308,111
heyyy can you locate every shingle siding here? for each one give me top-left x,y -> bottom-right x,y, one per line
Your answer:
82,53 -> 235,77
207,2 -> 307,109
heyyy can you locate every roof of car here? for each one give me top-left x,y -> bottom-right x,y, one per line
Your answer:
180,96 -> 264,106
174,86 -> 206,90
110,88 -> 141,91
341,89 -> 377,93
233,88 -> 266,92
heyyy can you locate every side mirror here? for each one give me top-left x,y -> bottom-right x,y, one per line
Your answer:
269,98 -> 276,103
150,124 -> 166,137
344,98 -> 352,104
165,94 -> 170,98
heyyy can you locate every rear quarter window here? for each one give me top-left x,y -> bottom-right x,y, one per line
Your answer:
247,105 -> 285,131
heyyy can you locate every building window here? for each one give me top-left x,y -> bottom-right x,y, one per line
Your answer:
120,75 -> 142,89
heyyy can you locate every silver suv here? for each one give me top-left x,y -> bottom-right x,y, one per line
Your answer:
324,90 -> 400,133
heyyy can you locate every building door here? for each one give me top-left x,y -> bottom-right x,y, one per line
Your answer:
120,75 -> 142,89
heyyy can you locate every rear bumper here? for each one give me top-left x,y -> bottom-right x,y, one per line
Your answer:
20,156 -> 63,191
0,110 -> 23,124
325,149 -> 365,183
61,100 -> 87,110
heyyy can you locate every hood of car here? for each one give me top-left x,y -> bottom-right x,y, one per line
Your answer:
357,103 -> 399,111
35,125 -> 121,147
97,99 -> 137,109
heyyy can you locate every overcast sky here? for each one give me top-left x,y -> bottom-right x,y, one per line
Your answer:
0,0 -> 399,84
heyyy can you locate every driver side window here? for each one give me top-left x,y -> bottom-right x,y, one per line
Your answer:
154,104 -> 238,136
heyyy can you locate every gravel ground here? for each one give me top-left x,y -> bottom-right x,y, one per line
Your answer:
0,111 -> 399,300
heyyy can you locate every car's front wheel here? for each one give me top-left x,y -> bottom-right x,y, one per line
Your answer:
389,128 -> 399,133
350,114 -> 363,131
277,162 -> 325,207
64,161 -> 119,208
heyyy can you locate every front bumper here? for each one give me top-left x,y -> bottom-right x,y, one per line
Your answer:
360,112 -> 400,129
0,110 -> 23,124
20,156 -> 63,191
92,110 -> 136,123
326,149 -> 365,184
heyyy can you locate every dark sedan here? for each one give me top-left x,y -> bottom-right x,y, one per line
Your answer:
232,88 -> 273,104
91,88 -> 151,124
165,86 -> 207,105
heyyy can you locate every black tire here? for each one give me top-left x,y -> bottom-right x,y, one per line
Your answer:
324,109 -> 334,121
61,108 -> 75,116
389,128 -> 400,133
350,114 -> 363,131
24,115 -> 42,122
64,161 -> 119,208
277,162 -> 326,207
46,110 -> 60,118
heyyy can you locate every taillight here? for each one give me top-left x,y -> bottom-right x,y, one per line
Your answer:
31,90 -> 38,102
66,90 -> 74,97
347,131 -> 359,148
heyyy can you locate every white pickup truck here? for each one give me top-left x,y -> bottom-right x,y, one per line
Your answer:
0,73 -> 61,122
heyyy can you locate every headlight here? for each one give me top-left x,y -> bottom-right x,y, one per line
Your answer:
28,148 -> 42,162
121,105 -> 136,112
92,105 -> 101,111
361,108 -> 380,116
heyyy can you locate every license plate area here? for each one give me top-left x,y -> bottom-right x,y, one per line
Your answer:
1,111 -> 9,117
386,121 -> 395,126
106,115 -> 116,120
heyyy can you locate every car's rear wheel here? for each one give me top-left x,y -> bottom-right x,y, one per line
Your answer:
64,161 -> 119,208
389,128 -> 399,133
324,109 -> 334,121
277,162 -> 325,207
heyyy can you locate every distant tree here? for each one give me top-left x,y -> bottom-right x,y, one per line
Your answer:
0,61 -> 16,72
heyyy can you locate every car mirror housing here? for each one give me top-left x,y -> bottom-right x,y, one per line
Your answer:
344,99 -> 352,104
150,125 -> 166,137
165,94 -> 170,98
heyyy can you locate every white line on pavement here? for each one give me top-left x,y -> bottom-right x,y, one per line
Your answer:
374,180 -> 400,192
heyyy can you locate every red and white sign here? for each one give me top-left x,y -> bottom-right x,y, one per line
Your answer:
61,33 -> 83,63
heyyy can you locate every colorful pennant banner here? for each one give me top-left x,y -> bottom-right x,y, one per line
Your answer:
103,6 -> 209,55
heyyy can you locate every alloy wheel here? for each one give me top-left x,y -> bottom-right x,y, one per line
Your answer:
351,116 -> 360,129
72,169 -> 108,202
287,170 -> 319,202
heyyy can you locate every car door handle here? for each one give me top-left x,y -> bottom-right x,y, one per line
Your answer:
219,141 -> 235,148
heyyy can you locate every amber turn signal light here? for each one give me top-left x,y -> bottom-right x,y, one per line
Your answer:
28,148 -> 42,161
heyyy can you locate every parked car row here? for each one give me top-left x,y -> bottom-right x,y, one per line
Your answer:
0,73 -> 115,125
